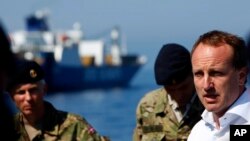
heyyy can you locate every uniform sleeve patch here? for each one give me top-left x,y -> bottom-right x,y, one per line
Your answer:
142,125 -> 163,133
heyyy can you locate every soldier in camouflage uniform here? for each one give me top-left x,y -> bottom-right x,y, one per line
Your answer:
7,60 -> 109,141
133,43 -> 204,141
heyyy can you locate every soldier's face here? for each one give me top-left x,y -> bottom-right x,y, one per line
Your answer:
165,75 -> 195,107
11,81 -> 46,117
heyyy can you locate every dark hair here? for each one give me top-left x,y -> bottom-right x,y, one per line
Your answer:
191,30 -> 248,70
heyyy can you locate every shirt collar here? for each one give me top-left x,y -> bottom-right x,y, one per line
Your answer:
202,87 -> 250,126
226,87 -> 250,119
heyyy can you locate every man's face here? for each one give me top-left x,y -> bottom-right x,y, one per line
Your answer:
11,82 -> 46,117
165,75 -> 194,107
192,43 -> 246,117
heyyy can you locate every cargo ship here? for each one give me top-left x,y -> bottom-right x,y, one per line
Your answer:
9,10 -> 147,92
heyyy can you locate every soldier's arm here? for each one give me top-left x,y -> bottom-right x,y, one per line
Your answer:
133,101 -> 143,141
68,115 -> 110,141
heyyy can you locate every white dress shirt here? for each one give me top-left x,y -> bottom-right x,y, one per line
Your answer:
188,87 -> 250,141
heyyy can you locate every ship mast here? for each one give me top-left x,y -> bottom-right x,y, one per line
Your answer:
110,26 -> 122,65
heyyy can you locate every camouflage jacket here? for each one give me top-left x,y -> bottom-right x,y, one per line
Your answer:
14,101 -> 109,141
133,88 -> 204,141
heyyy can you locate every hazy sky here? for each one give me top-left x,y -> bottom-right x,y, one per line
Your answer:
1,0 -> 250,61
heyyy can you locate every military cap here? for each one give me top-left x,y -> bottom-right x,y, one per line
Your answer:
7,60 -> 45,92
154,43 -> 192,86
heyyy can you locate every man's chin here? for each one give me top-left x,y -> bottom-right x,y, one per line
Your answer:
22,110 -> 34,116
204,104 -> 219,112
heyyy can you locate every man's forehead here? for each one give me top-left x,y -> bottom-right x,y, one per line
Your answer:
13,82 -> 40,92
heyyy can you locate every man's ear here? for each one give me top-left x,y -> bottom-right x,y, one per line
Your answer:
8,86 -> 17,100
42,83 -> 48,96
239,67 -> 248,85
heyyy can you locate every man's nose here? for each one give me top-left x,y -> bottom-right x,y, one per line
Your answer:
203,76 -> 214,91
24,91 -> 32,100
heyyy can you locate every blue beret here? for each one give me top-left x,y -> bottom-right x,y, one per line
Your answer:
7,60 -> 44,92
154,43 -> 192,86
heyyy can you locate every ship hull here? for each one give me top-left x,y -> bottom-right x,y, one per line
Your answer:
38,46 -> 144,92
44,64 -> 142,92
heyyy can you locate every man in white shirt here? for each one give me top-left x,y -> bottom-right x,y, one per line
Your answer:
188,30 -> 250,141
